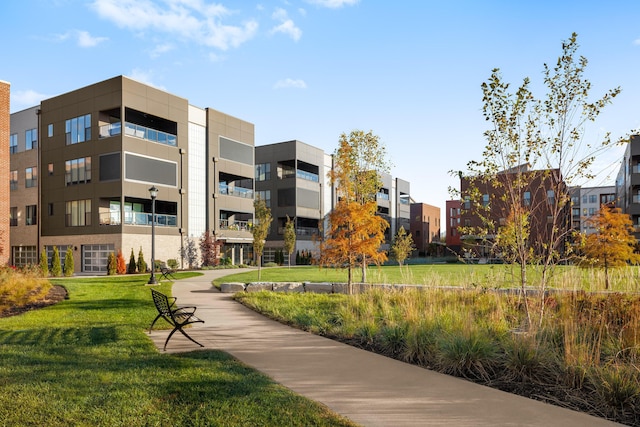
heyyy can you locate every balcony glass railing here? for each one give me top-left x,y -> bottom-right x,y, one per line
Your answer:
124,122 -> 177,146
278,226 -> 319,236
219,183 -> 253,199
297,170 -> 319,182
376,192 -> 390,201
122,212 -> 177,227
98,122 -> 122,138
219,219 -> 252,231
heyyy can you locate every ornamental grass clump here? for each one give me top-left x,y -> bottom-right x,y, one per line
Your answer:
0,267 -> 51,313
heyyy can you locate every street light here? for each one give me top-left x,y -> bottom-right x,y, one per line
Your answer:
147,186 -> 159,285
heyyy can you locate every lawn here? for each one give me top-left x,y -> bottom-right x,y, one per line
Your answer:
0,273 -> 355,427
216,263 -> 640,292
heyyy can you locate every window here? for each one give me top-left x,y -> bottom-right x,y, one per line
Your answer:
571,195 -> 579,206
9,134 -> 17,154
589,194 -> 597,203
25,128 -> 37,150
547,190 -> 555,205
66,199 -> 91,226
464,218 -> 471,227
65,114 -> 91,144
48,124 -> 53,137
572,207 -> 580,217
10,207 -> 17,226
48,163 -> 54,176
255,163 -> 271,181
256,190 -> 271,207
463,197 -> 470,210
582,195 -> 588,203
25,167 -> 37,188
26,205 -> 37,226
9,170 -> 17,190
82,244 -> 114,273
523,191 -> 531,206
65,157 -> 92,185
589,207 -> 596,216
482,194 -> 489,207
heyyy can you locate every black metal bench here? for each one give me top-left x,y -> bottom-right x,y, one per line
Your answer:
160,265 -> 177,281
149,289 -> 204,351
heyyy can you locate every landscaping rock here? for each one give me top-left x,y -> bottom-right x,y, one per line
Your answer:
220,282 -> 246,293
246,282 -> 274,292
304,282 -> 333,294
272,282 -> 304,293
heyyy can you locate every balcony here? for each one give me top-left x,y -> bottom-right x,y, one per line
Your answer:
297,169 -> 319,182
219,183 -> 253,199
219,219 -> 252,231
123,212 -> 177,227
124,122 -> 177,146
278,226 -> 319,236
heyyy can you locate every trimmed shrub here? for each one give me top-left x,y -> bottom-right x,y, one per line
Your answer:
63,247 -> 74,277
137,247 -> 147,274
127,248 -> 137,274
51,246 -> 62,277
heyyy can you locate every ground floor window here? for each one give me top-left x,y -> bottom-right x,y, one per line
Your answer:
12,246 -> 37,267
45,245 -> 70,270
82,244 -> 115,273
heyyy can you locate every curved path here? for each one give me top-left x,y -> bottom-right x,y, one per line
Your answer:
148,270 -> 622,427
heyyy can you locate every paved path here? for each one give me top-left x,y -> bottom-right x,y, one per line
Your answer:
147,270 -> 622,427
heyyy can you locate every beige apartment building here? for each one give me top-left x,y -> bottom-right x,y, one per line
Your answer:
9,76 -> 255,273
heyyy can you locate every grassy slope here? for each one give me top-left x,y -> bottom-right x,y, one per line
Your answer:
0,273 -> 355,427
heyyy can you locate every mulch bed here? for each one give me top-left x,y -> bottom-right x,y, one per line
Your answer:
0,285 -> 68,318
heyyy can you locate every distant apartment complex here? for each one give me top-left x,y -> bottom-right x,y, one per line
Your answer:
570,186 -> 616,235
0,81 -> 9,265
8,76 -> 413,272
409,203 -> 441,256
616,134 -> 640,238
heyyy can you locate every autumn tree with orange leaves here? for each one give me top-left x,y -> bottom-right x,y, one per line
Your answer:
580,205 -> 640,289
320,130 -> 391,293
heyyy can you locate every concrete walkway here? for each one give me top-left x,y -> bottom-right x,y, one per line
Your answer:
147,270 -> 622,427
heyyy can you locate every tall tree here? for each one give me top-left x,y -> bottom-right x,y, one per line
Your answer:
200,229 -> 217,267
283,215 -> 296,268
580,205 -> 640,289
391,226 -> 415,268
457,33 -> 620,327
322,130 -> 391,288
252,197 -> 273,279
321,200 -> 388,292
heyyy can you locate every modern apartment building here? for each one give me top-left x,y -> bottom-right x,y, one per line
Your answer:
0,81 -> 10,265
254,140 -> 324,263
254,140 -> 412,265
616,134 -> 640,238
9,76 -> 255,272
409,203 -> 441,256
445,199 -> 462,254
458,165 -> 569,259
570,185 -> 616,235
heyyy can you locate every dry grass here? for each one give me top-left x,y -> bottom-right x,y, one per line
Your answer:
0,267 -> 51,314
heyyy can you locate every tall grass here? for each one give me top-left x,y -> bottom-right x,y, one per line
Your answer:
236,287 -> 640,425
0,266 -> 51,313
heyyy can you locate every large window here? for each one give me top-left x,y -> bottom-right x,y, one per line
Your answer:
9,170 -> 17,190
65,157 -> 92,185
26,205 -> 37,226
66,114 -> 92,145
523,191 -> 531,206
256,190 -> 271,208
10,207 -> 17,226
547,190 -> 555,205
66,199 -> 92,226
255,163 -> 271,181
82,244 -> 114,273
9,134 -> 17,154
25,128 -> 37,150
25,167 -> 37,188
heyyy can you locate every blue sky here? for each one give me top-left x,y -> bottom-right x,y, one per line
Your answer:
4,0 -> 640,220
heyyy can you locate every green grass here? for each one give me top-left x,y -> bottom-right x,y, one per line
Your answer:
217,264 -> 640,292
0,272 -> 355,427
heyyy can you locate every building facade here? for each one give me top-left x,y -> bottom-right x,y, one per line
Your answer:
445,199 -> 462,254
255,140 -> 324,264
616,134 -> 640,238
9,76 -> 255,272
0,81 -> 10,265
409,203 -> 441,256
570,185 -> 616,235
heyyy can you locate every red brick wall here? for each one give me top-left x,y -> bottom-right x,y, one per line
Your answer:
0,82 -> 10,265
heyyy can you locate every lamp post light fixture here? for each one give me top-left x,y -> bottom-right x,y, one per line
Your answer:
147,186 -> 159,285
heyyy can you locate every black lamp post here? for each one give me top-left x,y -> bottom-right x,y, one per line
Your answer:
148,186 -> 159,285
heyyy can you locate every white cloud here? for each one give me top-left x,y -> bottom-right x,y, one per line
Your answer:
305,0 -> 359,8
150,42 -> 175,58
634,39 -> 640,46
52,30 -> 108,47
126,69 -> 166,90
76,30 -> 109,47
91,0 -> 258,51
11,90 -> 50,109
274,78 -> 307,89
270,8 -> 302,41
